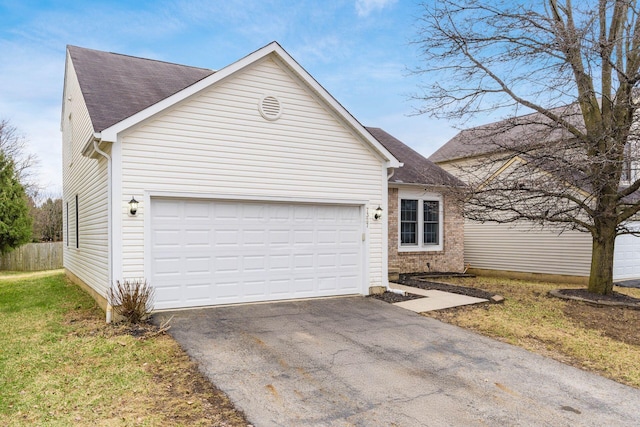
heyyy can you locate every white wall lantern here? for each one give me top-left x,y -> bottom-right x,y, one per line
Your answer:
128,196 -> 139,216
374,206 -> 383,220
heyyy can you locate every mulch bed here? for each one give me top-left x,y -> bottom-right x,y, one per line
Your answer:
395,273 -> 498,300
369,291 -> 424,303
551,288 -> 640,309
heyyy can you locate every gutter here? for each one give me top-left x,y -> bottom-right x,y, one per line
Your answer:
92,133 -> 113,323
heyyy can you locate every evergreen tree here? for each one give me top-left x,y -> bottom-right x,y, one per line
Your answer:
0,151 -> 32,254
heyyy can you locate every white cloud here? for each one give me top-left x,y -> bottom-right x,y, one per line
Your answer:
355,0 -> 397,17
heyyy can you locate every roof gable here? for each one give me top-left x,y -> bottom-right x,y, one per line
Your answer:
67,45 -> 214,132
67,42 -> 400,167
366,127 -> 463,187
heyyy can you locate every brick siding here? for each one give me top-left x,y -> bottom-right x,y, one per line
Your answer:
388,187 -> 464,273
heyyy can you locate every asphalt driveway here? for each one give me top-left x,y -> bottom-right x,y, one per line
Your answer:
158,297 -> 640,426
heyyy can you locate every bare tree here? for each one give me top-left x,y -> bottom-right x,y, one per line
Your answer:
31,198 -> 63,242
414,0 -> 640,295
0,119 -> 39,195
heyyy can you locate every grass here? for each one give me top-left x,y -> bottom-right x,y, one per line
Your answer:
0,271 -> 247,426
424,276 -> 640,388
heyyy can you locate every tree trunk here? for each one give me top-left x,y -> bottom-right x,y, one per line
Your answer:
588,224 -> 617,295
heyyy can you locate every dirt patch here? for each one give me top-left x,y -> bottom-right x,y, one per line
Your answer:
145,343 -> 249,426
563,302 -> 640,346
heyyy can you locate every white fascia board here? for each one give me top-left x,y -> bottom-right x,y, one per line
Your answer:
60,50 -> 70,132
98,41 -> 401,168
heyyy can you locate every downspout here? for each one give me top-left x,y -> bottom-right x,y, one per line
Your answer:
386,166 -> 396,292
93,135 -> 113,323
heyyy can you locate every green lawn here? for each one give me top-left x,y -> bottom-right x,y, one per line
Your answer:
0,272 -> 246,426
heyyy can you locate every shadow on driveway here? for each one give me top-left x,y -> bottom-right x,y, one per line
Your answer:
156,296 -> 640,426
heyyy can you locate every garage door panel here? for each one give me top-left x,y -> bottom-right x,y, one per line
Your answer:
269,230 -> 291,245
294,206 -> 314,222
214,230 -> 240,246
185,256 -> 211,274
155,285 -> 182,304
614,223 -> 640,280
184,201 -> 210,218
184,230 -> 211,247
294,230 -> 314,244
269,278 -> 292,295
318,276 -> 337,291
214,255 -> 240,273
340,252 -> 360,268
318,253 -> 336,268
152,256 -> 182,275
151,198 -> 364,309
153,229 -> 182,248
185,283 -> 211,302
153,199 -> 180,218
243,229 -> 267,246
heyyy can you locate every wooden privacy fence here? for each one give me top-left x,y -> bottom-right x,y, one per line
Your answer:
0,242 -> 63,271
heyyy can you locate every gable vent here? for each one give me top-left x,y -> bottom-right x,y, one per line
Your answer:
259,95 -> 282,121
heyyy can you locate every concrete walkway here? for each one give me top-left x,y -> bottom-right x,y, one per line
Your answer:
160,297 -> 640,426
389,282 -> 488,312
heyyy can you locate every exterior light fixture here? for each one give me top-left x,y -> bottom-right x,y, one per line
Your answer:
128,197 -> 139,216
374,206 -> 383,220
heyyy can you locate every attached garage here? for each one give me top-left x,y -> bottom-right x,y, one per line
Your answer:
150,198 -> 365,309
63,42 -> 402,316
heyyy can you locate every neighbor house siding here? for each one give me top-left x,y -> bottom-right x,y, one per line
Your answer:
62,55 -> 109,297
464,221 -> 592,277
436,155 -> 594,279
118,57 -> 385,288
388,187 -> 464,274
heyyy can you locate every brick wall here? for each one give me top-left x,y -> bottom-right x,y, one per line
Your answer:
388,187 -> 464,273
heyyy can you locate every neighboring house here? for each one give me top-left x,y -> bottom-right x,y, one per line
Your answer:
61,42 -> 463,313
430,112 -> 640,283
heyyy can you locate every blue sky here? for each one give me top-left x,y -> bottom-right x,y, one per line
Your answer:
0,0 -> 463,195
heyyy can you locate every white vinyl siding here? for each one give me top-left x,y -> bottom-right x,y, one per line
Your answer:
62,55 -> 109,296
464,221 -> 592,277
119,57 -> 385,288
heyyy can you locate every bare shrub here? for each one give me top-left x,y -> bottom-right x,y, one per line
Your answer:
108,279 -> 155,324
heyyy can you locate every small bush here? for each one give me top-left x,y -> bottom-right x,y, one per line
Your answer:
108,279 -> 155,324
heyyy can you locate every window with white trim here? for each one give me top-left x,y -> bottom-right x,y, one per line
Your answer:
398,190 -> 443,251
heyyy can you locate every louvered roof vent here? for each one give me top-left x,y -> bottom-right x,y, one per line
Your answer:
259,95 -> 282,121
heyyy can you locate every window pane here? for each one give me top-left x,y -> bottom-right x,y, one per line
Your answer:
400,199 -> 418,245
401,222 -> 417,244
423,201 -> 439,245
424,201 -> 439,222
400,200 -> 417,221
424,223 -> 438,244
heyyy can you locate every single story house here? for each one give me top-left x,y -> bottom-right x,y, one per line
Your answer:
62,42 -> 463,314
429,111 -> 640,283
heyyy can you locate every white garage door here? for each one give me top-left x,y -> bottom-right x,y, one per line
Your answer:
150,198 -> 364,309
614,222 -> 640,281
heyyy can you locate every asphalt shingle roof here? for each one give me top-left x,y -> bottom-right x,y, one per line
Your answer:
67,46 -> 458,187
68,45 -> 214,132
366,127 -> 463,187
429,104 -> 585,163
